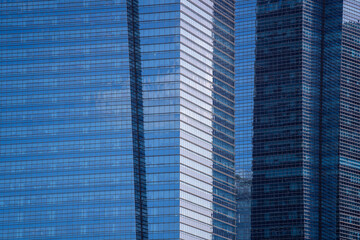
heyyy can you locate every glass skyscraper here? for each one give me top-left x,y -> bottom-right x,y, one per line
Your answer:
252,0 -> 323,239
2,0 -> 360,240
249,0 -> 360,239
1,0 -> 147,239
1,0 -> 236,239
320,1 -> 360,239
140,0 -> 236,239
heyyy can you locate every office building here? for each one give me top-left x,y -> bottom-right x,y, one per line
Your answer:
141,0 -> 237,239
0,0 -> 236,239
140,0 -> 237,239
3,0 -> 360,239
320,2 -> 360,239
1,0 -> 147,239
250,0 -> 360,239
252,0 -> 323,238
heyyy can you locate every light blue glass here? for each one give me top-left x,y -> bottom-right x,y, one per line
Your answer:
235,1 -> 256,239
1,1 -> 238,239
0,1 -> 147,239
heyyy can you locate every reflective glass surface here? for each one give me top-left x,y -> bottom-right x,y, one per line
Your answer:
320,1 -> 360,239
337,3 -> 360,237
251,1 -> 360,239
1,1 -> 237,239
0,0 -> 147,239
140,0 -> 236,239
234,1 -> 255,240
252,0 -> 323,239
140,1 -> 181,239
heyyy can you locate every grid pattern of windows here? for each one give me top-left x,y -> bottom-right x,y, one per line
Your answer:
320,1 -> 360,239
0,0 -> 237,239
301,1 -> 323,239
252,0 -> 360,239
252,1 -> 306,238
140,1 -> 181,239
252,0 -> 323,239
0,0 -> 147,239
338,4 -> 360,237
319,1 -> 343,238
179,1 -> 236,239
234,1 -> 255,240
140,0 -> 236,239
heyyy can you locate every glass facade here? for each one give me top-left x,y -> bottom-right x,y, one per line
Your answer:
250,0 -> 360,239
320,1 -> 360,239
3,0 -> 360,239
234,0 -> 255,240
140,0 -> 236,239
337,4 -> 360,238
319,1 -> 343,238
337,17 -> 360,240
253,1 -> 315,238
139,1 -> 181,238
0,0 -> 147,239
1,0 -> 237,240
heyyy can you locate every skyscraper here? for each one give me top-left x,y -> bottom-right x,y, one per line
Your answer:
1,0 -> 236,239
320,1 -> 360,239
1,0 -> 147,239
3,0 -> 360,239
252,1 -> 323,238
250,0 -> 360,239
141,1 -> 236,239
